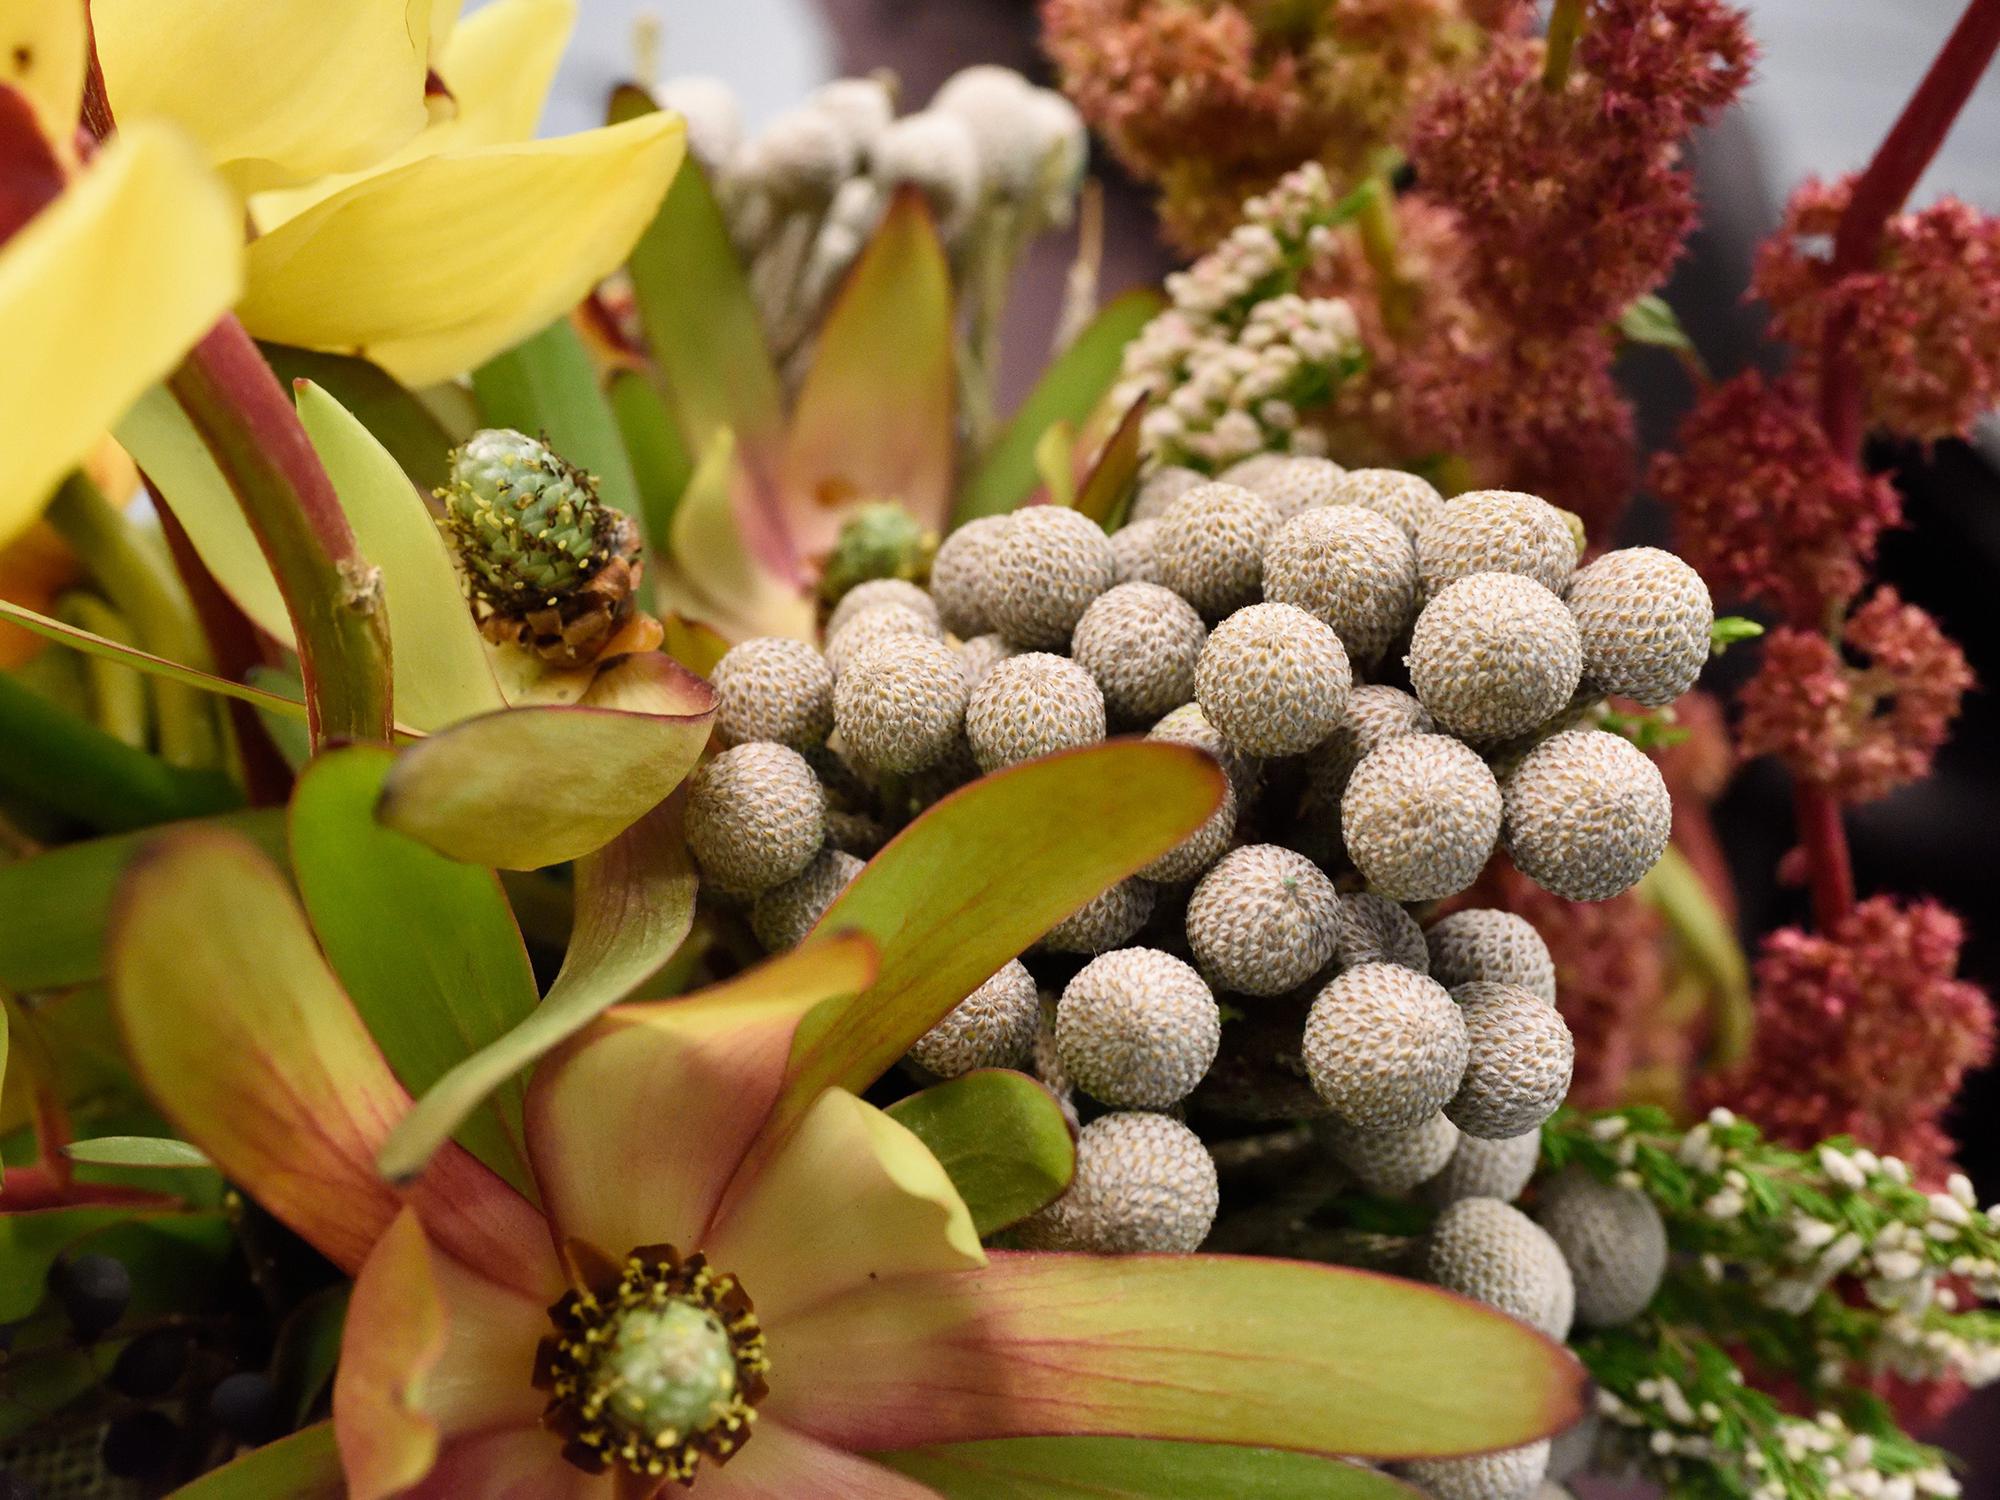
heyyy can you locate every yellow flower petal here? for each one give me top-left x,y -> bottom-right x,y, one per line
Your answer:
92,0 -> 434,192
705,1088 -> 984,1326
0,122 -> 242,551
237,114 -> 685,386
0,0 -> 85,147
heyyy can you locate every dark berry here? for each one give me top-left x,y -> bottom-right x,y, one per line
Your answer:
0,1469 -> 38,1500
51,1254 -> 131,1339
110,1328 -> 190,1398
207,1371 -> 282,1445
101,1409 -> 179,1478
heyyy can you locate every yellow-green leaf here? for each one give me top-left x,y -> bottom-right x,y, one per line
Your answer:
62,1136 -> 215,1170
609,368 -> 693,562
886,1071 -> 1074,1236
163,1421 -> 345,1499
655,429 -> 814,642
881,1439 -> 1420,1499
261,344 -> 457,492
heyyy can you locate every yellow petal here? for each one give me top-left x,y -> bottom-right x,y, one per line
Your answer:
237,114 -> 685,386
0,0 -> 85,146
92,0 -> 434,192
705,1088 -> 983,1326
0,122 -> 242,551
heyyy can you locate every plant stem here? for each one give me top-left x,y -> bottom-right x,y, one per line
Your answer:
1354,177 -> 1415,337
1543,0 -> 1589,90
166,320 -> 394,746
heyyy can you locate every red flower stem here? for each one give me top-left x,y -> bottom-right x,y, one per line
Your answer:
1794,783 -> 1857,930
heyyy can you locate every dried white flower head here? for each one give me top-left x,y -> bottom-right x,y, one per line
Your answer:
809,76 -> 895,156
1044,878 -> 1156,954
833,635 -> 969,773
1332,468 -> 1445,539
656,76 -> 743,174
1564,546 -> 1714,707
1056,947 -> 1221,1108
823,601 -> 938,676
966,651 -> 1107,773
1071,582 -> 1208,724
1501,730 -> 1671,901
1448,982 -> 1575,1140
711,636 -> 834,750
1263,505 -> 1419,668
685,742 -> 827,896
1422,1130 -> 1543,1206
1303,964 -> 1469,1129
1408,573 -> 1584,742
1186,844 -> 1341,996
1400,1442 -> 1552,1500
908,959 -> 1040,1076
1238,455 -> 1347,519
871,109 -> 982,241
1129,465 -> 1205,524
1424,910 -> 1558,1004
1534,1165 -> 1668,1327
1155,482 -> 1280,619
1341,735 -> 1501,901
1195,601 -> 1351,757
1415,490 -> 1578,602
751,846 -> 862,951
1421,1197 -> 1576,1339
1303,684 -> 1432,813
1332,891 -> 1429,973
747,105 -> 854,205
929,515 -> 1007,638
987,506 -> 1115,648
1019,1112 -> 1218,1253
1326,1114 -> 1460,1195
1109,517 -> 1163,585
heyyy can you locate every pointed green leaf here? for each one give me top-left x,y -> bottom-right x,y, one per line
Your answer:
609,368 -> 693,561
1034,422 -> 1076,508
261,344 -> 457,492
886,1071 -> 1075,1236
1710,615 -> 1764,653
62,1136 -> 215,1170
881,1439 -> 1420,1499
470,315 -> 642,518
1072,396 -> 1147,530
289,746 -> 538,1193
164,1421 -> 345,1499
272,1285 -> 350,1427
1617,293 -> 1696,354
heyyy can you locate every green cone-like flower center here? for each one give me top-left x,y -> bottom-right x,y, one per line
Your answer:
440,427 -> 610,611
591,1301 -> 740,1444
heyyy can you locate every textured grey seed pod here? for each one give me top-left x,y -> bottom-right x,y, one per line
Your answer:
1546,1412 -> 1600,1484
1155,482 -> 1280,619
833,635 -> 969,773
966,651 -> 1106,773
710,636 -> 834,750
908,959 -> 1040,1076
1341,735 -> 1501,901
1149,701 -> 1259,801
1420,1197 -> 1575,1339
928,515 -> 1008,638
1128,464 -> 1205,523
825,576 -> 939,639
1217,452 -> 1293,491
1239,455 -> 1346,519
823,601 -> 938,676
1302,964 -> 1469,1129
1017,1111 -> 1218,1253
1501,730 -> 1671,901
1415,489 -> 1578,602
1303,684 -> 1432,813
1447,982 -> 1574,1140
1071,582 -> 1208,724
1332,891 -> 1429,974
1332,467 -> 1445,539
1109,516 -> 1163,585
1056,947 -> 1221,1108
1195,602 -> 1351,757
684,742 -> 827,896
1424,910 -> 1557,1004
824,808 -> 888,858
1044,878 -> 1156,954
1263,505 -> 1419,666
956,631 -> 1018,690
1324,1113 -> 1459,1195
1421,1129 -> 1542,1206
751,846 -> 862,951
1564,546 -> 1714,707
1408,573 -> 1584,743
1534,1165 -> 1668,1327
1186,845 -> 1341,996
987,505 -> 1115,648
1400,1442 -> 1551,1500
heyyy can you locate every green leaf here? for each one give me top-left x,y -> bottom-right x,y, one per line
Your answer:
471,315 -> 642,519
272,1285 -> 350,1427
957,289 -> 1163,523
751,741 -> 1226,1166
886,1070 -> 1075,1236
1710,615 -> 1765,654
782,190 -> 956,551
1073,397 -> 1147,531
0,1207 -> 229,1324
881,1438 -> 1421,1499
0,810 -> 285,991
377,792 -> 696,1183
1635,844 -> 1753,1070
1034,421 -> 1076,508
295,379 -> 506,733
163,1421 -> 345,1499
261,344 -> 457,492
609,368 -> 693,561
1618,294 -> 1697,354
0,1341 -> 112,1443
653,428 -> 815,642
289,747 -> 539,1193
62,1136 -> 214,1170
374,651 -> 715,870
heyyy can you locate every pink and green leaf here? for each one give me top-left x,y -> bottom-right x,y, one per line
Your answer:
880,1438 -> 1421,1499
885,1071 -> 1075,1237
1071,396 -> 1147,531
653,428 -> 815,642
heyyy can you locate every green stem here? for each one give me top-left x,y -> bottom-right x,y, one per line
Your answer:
1543,0 -> 1588,90
1354,177 -> 1414,337
53,593 -> 150,748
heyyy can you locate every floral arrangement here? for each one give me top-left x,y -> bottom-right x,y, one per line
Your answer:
0,0 -> 1995,1498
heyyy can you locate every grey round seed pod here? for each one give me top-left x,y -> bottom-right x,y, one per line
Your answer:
1546,1412 -> 1600,1484
1421,1129 -> 1542,1207
1332,891 -> 1429,973
1044,878 -> 1156,954
1501,730 -> 1671,901
685,742 -> 827,896
1056,947 -> 1221,1108
825,577 -> 939,639
823,601 -> 938,676
1239,455 -> 1346,519
1018,1111 -> 1218,1253
1303,684 -> 1433,813
710,636 -> 834,750
928,515 -> 1007,638
1149,701 -> 1259,801
1564,546 -> 1714,707
955,632 -> 1018,691
1128,464 -> 1205,523
966,651 -> 1106,773
1263,505 -> 1419,666
1155,482 -> 1280,619
1415,489 -> 1578,602
1534,1165 -> 1668,1327
1447,982 -> 1574,1140
1216,452 -> 1292,491
1302,964 -> 1469,1129
1186,844 -> 1341,996
1401,1442 -> 1551,1500
824,808 -> 888,858
750,846 -> 863,951
1408,573 -> 1584,743
1341,735 -> 1501,902
1195,602 -> 1351,757
1071,582 -> 1208,724
1424,910 -> 1557,1004
1110,516 -> 1163,585
986,505 -> 1115,648
1331,468 -> 1445,539
1420,1197 -> 1575,1339
833,635 -> 969,774
1324,1113 -> 1459,1195
908,959 -> 1040,1076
